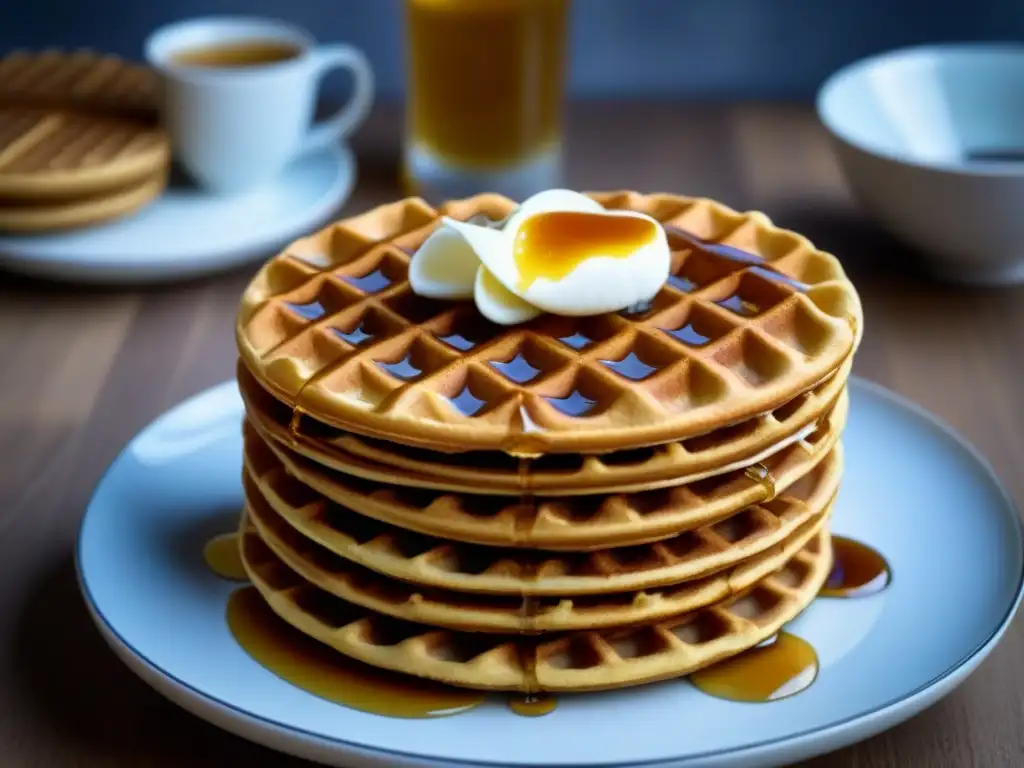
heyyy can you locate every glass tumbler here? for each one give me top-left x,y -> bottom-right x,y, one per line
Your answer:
403,0 -> 570,202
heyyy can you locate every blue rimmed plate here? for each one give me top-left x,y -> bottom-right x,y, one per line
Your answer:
77,377 -> 1023,768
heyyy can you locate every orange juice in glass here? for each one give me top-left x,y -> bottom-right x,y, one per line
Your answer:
404,0 -> 569,201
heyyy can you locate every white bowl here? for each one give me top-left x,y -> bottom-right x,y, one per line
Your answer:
817,44 -> 1024,286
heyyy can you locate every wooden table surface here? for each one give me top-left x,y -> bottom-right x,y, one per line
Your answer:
1,103 -> 1022,767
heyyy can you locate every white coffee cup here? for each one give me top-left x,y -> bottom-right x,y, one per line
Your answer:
145,16 -> 374,194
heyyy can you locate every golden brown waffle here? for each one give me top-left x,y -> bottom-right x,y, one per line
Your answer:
241,522 -> 832,691
236,191 -> 861,454
0,50 -> 158,120
241,443 -> 840,595
0,170 -> 165,232
244,396 -> 846,550
0,107 -> 170,200
241,495 -> 831,633
240,355 -> 849,495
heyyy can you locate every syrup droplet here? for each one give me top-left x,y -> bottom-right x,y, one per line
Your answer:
288,406 -> 306,438
600,352 -> 658,381
663,225 -> 807,292
716,293 -> 760,317
664,225 -> 765,267
491,353 -> 543,384
226,587 -> 485,718
287,300 -> 327,321
668,274 -> 697,292
749,265 -> 809,293
820,536 -> 891,598
744,463 -> 777,501
343,268 -> 392,293
514,211 -> 658,292
545,390 -> 597,416
378,353 -> 424,381
450,385 -> 487,416
665,323 -> 711,346
334,322 -> 374,346
439,332 -> 477,351
509,693 -> 557,717
203,533 -> 247,581
513,456 -> 544,702
689,632 -> 818,702
558,332 -> 593,350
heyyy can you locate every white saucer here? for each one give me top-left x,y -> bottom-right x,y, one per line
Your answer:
0,145 -> 354,284
77,377 -> 1023,768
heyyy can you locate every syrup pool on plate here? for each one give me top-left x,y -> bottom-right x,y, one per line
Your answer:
689,632 -> 819,702
226,587 -> 485,718
203,532 -> 247,581
690,534 -> 892,702
202,522 -> 889,714
821,536 -> 892,598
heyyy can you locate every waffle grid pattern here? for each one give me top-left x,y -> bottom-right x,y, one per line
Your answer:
0,50 -> 158,118
242,437 -> 840,596
241,522 -> 833,692
241,503 -> 830,633
237,192 -> 861,453
239,355 -> 849,495
245,400 -> 845,550
0,107 -> 169,198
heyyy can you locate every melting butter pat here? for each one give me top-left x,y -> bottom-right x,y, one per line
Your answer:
409,189 -> 670,325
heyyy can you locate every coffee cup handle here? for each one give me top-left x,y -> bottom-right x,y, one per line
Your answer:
302,44 -> 374,154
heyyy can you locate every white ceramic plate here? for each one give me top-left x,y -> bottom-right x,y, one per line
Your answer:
0,144 -> 354,284
77,377 -> 1023,768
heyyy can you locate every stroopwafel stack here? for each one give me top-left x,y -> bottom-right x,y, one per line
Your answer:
233,190 -> 861,693
0,51 -> 169,232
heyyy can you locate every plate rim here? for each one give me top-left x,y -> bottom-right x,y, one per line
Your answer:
76,375 -> 1024,768
0,144 -> 355,284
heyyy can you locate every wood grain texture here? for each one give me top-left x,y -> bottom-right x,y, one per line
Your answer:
0,102 -> 1020,767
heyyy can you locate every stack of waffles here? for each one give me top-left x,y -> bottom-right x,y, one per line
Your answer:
234,191 -> 862,693
0,50 -> 169,232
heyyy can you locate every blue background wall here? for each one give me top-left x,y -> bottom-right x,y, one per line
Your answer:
3,0 -> 1022,100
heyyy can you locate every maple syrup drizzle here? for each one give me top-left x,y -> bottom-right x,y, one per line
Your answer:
514,211 -> 657,292
217,387 -> 881,719
509,693 -> 558,717
820,536 -> 892,598
215,537 -> 888,716
689,632 -> 818,702
203,533 -> 248,581
743,462 -> 777,501
661,224 -> 809,292
288,406 -> 307,439
509,454 -> 555,714
690,535 -> 889,702
226,587 -> 485,717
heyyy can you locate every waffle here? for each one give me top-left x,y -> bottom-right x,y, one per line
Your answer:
240,355 -> 849,496
241,520 -> 832,691
241,441 -> 840,596
0,107 -> 170,201
241,484 -> 832,633
236,191 -> 861,454
0,50 -> 158,120
244,394 -> 846,550
0,170 -> 165,232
